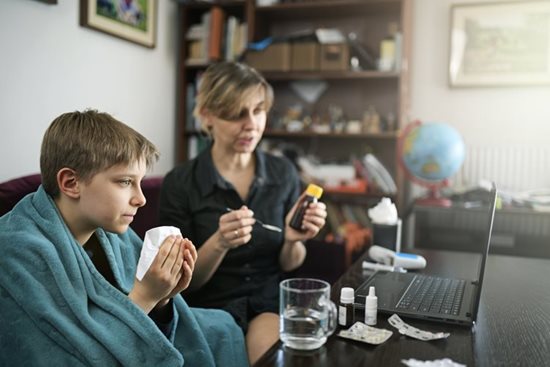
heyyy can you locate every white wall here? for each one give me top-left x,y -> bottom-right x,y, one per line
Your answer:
0,0 -> 177,182
411,0 -> 550,190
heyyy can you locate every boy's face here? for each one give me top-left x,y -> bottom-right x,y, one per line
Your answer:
76,160 -> 147,237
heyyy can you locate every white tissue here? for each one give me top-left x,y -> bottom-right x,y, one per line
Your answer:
402,358 -> 466,367
136,226 -> 181,281
368,197 -> 398,225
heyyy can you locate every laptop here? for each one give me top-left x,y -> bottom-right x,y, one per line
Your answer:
355,184 -> 497,325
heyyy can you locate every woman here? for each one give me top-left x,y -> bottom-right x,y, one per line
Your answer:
159,61 -> 327,364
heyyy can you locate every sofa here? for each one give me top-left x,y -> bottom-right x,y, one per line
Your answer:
0,174 -> 356,284
0,174 -> 163,239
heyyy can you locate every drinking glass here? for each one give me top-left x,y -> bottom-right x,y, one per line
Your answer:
279,278 -> 337,350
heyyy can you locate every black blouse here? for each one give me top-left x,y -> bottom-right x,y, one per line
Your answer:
159,146 -> 301,308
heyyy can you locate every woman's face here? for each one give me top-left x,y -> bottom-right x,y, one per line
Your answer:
208,86 -> 267,154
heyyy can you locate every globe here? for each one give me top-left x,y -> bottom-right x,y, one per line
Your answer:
398,120 -> 465,206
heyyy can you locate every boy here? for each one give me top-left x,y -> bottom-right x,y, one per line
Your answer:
0,110 -> 248,366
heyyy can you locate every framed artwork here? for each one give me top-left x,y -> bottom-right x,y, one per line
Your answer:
80,0 -> 157,48
449,1 -> 550,87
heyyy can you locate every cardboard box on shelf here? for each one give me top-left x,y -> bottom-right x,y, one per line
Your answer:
291,42 -> 320,71
245,43 -> 291,71
320,43 -> 349,71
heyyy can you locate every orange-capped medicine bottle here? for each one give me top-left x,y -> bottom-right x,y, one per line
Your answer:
289,184 -> 323,231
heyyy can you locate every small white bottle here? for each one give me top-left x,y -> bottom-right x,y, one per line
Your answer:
365,286 -> 378,326
338,287 -> 355,328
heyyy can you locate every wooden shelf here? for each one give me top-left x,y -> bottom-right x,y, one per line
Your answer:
256,0 -> 401,18
184,129 -> 398,139
263,130 -> 398,139
262,70 -> 399,81
324,190 -> 397,204
182,0 -> 246,10
185,61 -> 210,69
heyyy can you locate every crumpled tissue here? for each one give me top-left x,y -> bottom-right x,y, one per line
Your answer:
136,226 -> 181,281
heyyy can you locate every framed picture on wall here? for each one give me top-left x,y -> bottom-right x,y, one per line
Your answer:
80,0 -> 157,48
449,1 -> 550,87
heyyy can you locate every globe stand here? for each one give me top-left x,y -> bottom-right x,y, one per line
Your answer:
416,181 -> 452,208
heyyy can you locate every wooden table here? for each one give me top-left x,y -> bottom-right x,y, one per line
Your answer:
254,249 -> 550,366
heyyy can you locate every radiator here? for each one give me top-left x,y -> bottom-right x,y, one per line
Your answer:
454,145 -> 550,191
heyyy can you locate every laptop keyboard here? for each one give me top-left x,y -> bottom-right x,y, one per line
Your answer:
396,275 -> 466,316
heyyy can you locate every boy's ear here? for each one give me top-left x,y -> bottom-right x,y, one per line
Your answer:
57,168 -> 81,199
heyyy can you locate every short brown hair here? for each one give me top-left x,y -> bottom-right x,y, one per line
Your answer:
40,110 -> 159,197
194,61 -> 274,133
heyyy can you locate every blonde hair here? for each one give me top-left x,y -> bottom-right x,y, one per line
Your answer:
40,109 -> 159,197
193,61 -> 274,134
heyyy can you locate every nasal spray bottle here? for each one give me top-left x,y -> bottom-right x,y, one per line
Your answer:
289,184 -> 323,231
365,286 -> 378,326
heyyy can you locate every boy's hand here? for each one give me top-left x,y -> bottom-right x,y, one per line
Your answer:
129,235 -> 187,313
218,206 -> 255,249
162,238 -> 197,300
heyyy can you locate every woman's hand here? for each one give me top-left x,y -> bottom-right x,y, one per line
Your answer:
284,196 -> 327,243
218,205 -> 256,249
129,235 -> 188,313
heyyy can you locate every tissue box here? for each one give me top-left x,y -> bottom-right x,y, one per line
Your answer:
320,43 -> 349,71
246,43 -> 291,71
291,42 -> 320,71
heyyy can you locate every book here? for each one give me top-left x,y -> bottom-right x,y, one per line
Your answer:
186,23 -> 206,41
187,135 -> 210,159
201,11 -> 211,62
185,15 -> 209,63
325,201 -> 345,236
224,16 -> 238,61
185,83 -> 197,131
235,22 -> 248,60
350,205 -> 372,228
340,204 -> 359,224
208,6 -> 225,60
363,154 -> 397,194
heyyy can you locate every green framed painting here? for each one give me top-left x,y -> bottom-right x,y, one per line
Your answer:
80,0 -> 157,48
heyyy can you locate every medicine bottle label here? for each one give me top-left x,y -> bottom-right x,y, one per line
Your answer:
338,304 -> 354,327
339,305 -> 347,326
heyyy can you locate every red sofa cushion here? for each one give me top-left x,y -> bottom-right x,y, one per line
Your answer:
0,174 -> 42,217
0,174 -> 163,239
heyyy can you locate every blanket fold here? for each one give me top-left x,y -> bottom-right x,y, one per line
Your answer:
0,186 -> 248,367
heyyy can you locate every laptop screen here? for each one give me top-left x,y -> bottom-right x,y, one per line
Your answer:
471,183 -> 498,322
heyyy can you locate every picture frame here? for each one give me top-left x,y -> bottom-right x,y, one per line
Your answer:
449,1 -> 550,87
80,0 -> 157,48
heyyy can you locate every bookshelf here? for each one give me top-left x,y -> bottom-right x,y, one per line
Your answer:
176,1 -> 249,163
176,0 -> 412,211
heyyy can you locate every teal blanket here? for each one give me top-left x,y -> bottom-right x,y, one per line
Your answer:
0,186 -> 248,366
